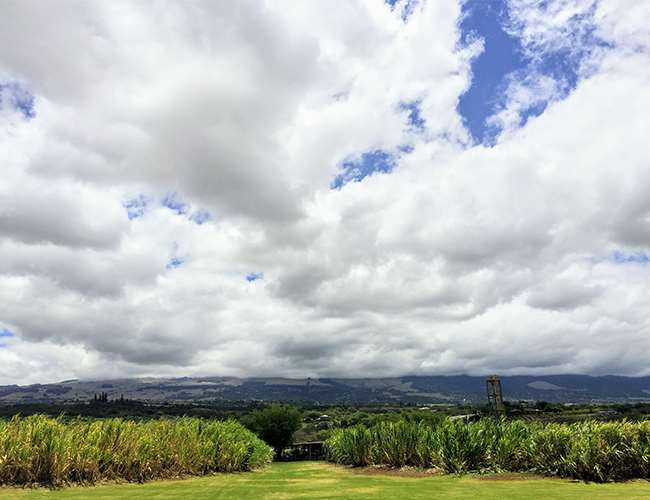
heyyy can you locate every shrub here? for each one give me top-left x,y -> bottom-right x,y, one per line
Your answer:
325,425 -> 372,466
0,415 -> 272,486
324,416 -> 650,482
241,405 -> 302,459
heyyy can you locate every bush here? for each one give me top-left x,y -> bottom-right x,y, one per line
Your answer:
0,415 -> 272,486
325,425 -> 372,466
324,417 -> 650,482
371,420 -> 424,468
242,405 -> 301,459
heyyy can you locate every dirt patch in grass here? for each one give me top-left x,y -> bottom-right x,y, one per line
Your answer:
287,478 -> 339,485
477,472 -> 551,481
348,465 -> 444,478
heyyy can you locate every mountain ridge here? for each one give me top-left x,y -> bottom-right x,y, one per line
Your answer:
2,374 -> 650,404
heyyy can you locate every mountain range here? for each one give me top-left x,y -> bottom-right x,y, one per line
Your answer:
2,375 -> 650,405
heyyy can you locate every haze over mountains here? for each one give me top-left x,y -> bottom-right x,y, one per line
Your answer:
2,375 -> 650,405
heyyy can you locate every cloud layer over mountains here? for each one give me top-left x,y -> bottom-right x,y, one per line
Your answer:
1,0 -> 649,383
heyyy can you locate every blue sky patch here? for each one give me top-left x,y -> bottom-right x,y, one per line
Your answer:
458,0 -> 607,145
331,149 -> 397,189
166,242 -> 187,270
386,0 -> 418,22
0,328 -> 14,338
245,272 -> 264,282
400,100 -> 426,131
610,251 -> 650,265
514,3 -> 608,86
0,328 -> 14,347
123,194 -> 149,220
189,209 -> 212,225
0,82 -> 35,119
166,256 -> 186,270
458,1 -> 528,143
162,192 -> 211,224
397,143 -> 415,154
162,192 -> 189,215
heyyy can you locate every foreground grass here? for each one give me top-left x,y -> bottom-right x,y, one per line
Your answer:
3,462 -> 650,499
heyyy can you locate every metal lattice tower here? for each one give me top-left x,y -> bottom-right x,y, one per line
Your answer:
486,374 -> 505,419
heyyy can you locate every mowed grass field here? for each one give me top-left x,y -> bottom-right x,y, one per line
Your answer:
3,462 -> 650,500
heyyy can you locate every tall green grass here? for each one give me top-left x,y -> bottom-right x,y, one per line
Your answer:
325,417 -> 650,482
0,415 -> 273,486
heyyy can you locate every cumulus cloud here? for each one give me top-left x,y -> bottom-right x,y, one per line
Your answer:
0,0 -> 649,384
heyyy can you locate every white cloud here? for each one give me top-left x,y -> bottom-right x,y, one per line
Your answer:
0,0 -> 649,384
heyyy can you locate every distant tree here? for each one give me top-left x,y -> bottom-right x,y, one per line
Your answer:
242,405 -> 302,459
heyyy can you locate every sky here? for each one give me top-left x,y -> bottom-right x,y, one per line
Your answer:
1,0 -> 650,384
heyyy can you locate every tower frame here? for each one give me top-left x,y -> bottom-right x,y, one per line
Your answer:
486,374 -> 505,419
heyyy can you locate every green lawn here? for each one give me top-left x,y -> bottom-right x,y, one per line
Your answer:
2,462 -> 650,499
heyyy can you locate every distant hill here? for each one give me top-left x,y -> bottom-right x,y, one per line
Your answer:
2,374 -> 650,405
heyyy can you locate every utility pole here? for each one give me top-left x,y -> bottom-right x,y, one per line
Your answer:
486,374 -> 505,419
